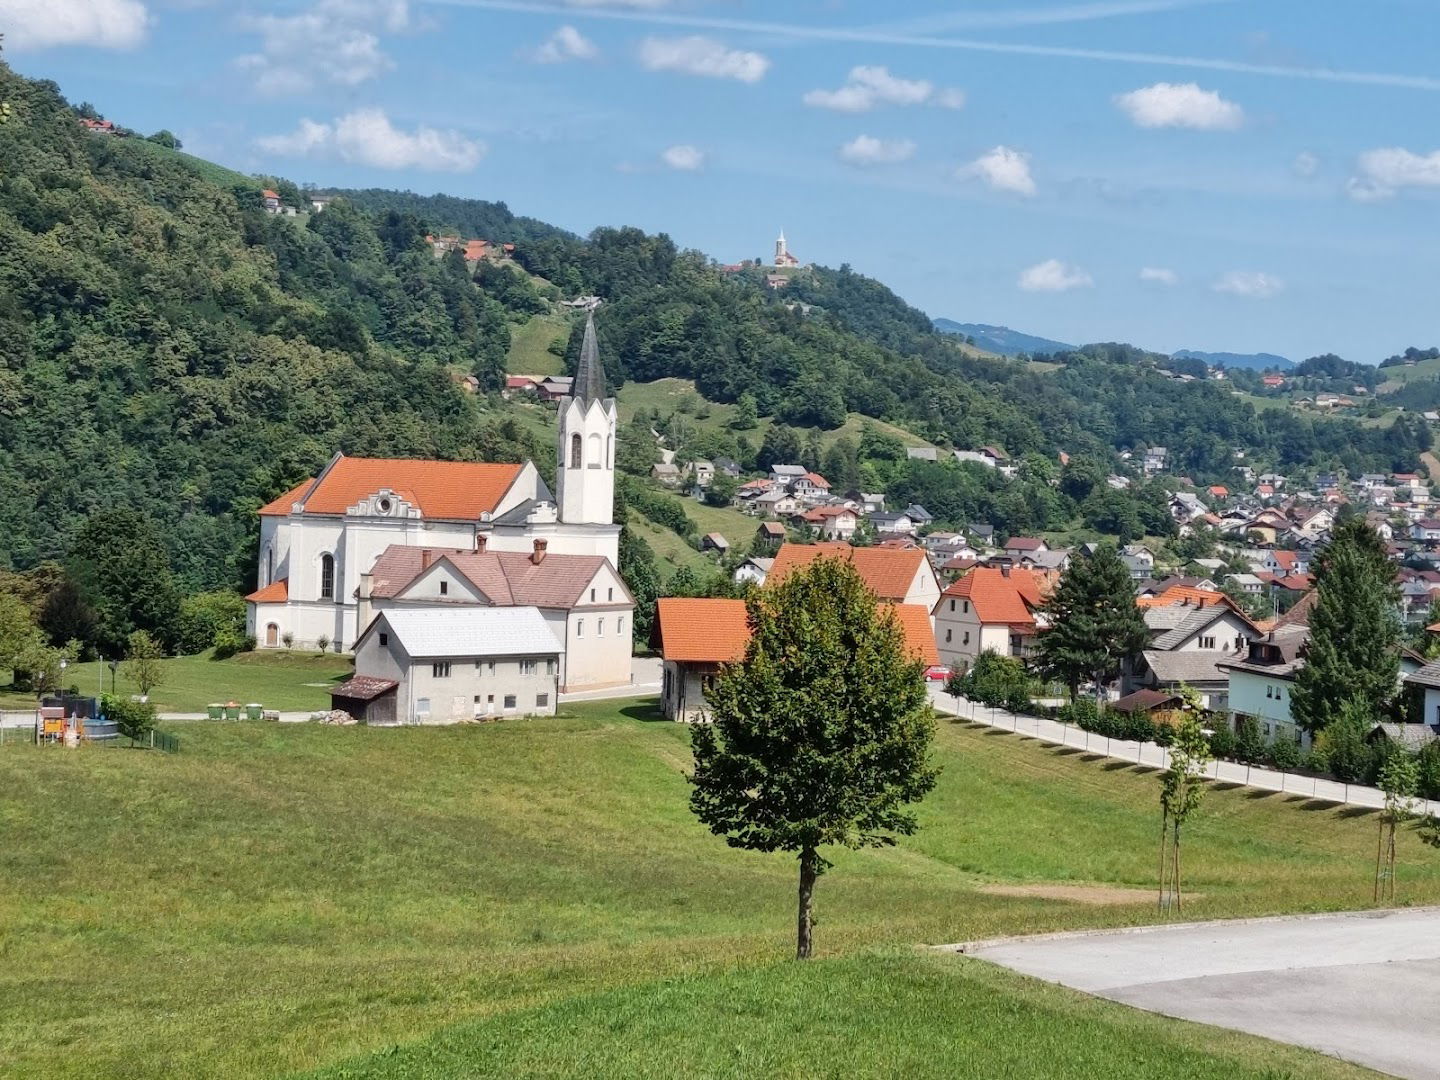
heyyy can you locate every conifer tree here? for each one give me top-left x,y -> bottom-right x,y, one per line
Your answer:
1291,520 -> 1399,735
689,558 -> 937,959
1035,543 -> 1149,700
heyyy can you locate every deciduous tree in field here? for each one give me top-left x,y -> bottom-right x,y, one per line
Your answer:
123,630 -> 165,701
1036,543 -> 1149,701
1158,712 -> 1210,915
1376,751 -> 1419,903
688,558 -> 937,959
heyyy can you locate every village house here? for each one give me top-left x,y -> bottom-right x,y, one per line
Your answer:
800,505 -> 858,541
689,460 -> 715,488
931,565 -> 1045,674
732,556 -> 773,586
869,511 -> 915,536
1412,519 -> 1440,545
753,521 -> 786,548
247,313 -> 620,652
700,533 -> 729,554
1003,536 -> 1047,560
342,607 -> 562,725
1124,599 -> 1260,711
1120,544 -> 1157,580
651,463 -> 681,486
768,542 -> 942,609
359,540 -> 634,693
654,596 -> 936,722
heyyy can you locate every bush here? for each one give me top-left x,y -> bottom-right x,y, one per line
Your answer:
316,634 -> 331,654
1268,737 -> 1302,772
1318,702 -> 1378,784
1118,712 -> 1156,744
1234,714 -> 1266,765
1419,741 -> 1440,801
1208,725 -> 1236,760
174,591 -> 247,655
211,627 -> 252,660
103,694 -> 156,741
1152,722 -> 1176,748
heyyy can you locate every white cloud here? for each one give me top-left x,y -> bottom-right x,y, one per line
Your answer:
1212,270 -> 1284,298
235,0 -> 414,96
638,35 -> 768,82
959,145 -> 1036,196
803,65 -> 963,112
1019,259 -> 1093,292
532,24 -> 597,63
1113,82 -> 1244,130
1292,151 -> 1319,177
659,144 -> 704,170
838,134 -> 916,166
1139,267 -> 1179,285
0,0 -> 150,49
256,108 -> 485,172
1346,147 -> 1440,201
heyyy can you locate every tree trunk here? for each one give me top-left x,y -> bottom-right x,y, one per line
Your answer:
1375,816 -> 1385,903
1157,809 -> 1169,913
1172,820 -> 1183,915
796,846 -> 818,960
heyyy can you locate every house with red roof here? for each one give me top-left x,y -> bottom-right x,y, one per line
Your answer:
931,565 -> 1047,673
768,542 -> 941,610
653,596 -> 937,722
799,505 -> 858,540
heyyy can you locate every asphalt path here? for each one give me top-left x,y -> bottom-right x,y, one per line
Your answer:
955,908 -> 1440,1079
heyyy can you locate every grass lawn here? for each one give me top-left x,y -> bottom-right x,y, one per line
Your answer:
0,649 -> 353,713
2,700 -> 1431,1078
506,313 -> 571,376
678,493 -> 759,548
628,510 -> 712,579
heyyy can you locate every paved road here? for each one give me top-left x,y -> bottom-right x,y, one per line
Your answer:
928,687 -> 1440,817
958,909 -> 1440,1079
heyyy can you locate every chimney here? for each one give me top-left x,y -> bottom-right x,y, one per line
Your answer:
474,533 -> 488,553
357,571 -> 373,634
420,550 -> 433,571
531,538 -> 548,565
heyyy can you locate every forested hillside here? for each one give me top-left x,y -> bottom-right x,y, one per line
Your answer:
0,56 -> 1432,648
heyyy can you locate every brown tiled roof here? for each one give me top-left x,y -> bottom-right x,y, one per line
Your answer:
259,480 -> 314,516
768,542 -> 927,602
262,455 -> 523,520
330,675 -> 398,701
656,598 -> 750,663
368,545 -> 625,609
245,578 -> 288,603
1111,688 -> 1181,714
938,567 -> 1043,627
654,597 -> 936,666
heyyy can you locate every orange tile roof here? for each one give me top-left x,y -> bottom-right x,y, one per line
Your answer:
803,472 -> 830,487
938,567 -> 1043,627
260,455 -> 524,521
1135,585 -> 1228,609
768,542 -> 927,602
654,597 -> 936,667
656,598 -> 750,663
885,603 -> 939,666
245,578 -> 288,603
259,479 -> 315,516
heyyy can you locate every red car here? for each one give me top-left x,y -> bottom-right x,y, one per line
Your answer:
924,665 -> 952,682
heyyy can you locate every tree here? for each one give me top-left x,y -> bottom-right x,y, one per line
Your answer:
730,392 -> 758,430
703,472 -> 739,508
281,631 -> 295,651
0,591 -> 44,685
1375,750 -> 1418,903
67,510 -> 181,656
123,630 -> 165,700
1158,713 -> 1210,914
316,634 -> 331,654
174,591 -> 247,655
688,558 -> 937,959
1036,544 -> 1149,700
1291,521 -> 1399,735
18,638 -> 80,700
147,129 -> 182,149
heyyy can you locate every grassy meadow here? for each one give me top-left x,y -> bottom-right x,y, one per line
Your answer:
505,313 -> 571,376
0,649 -> 353,713
1,698 -> 1432,1077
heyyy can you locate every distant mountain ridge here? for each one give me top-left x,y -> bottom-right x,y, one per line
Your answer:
932,319 -> 1075,357
1172,349 -> 1294,371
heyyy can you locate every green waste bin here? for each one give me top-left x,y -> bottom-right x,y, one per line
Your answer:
223,704 -> 241,722
245,703 -> 262,721
207,703 -> 223,721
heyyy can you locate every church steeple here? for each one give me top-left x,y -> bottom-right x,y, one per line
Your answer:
555,308 -> 617,531
574,311 -> 607,403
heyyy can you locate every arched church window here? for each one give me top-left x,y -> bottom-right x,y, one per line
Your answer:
570,433 -> 582,469
588,433 -> 602,466
320,553 -> 335,600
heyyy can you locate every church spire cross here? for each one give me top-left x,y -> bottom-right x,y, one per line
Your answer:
575,311 -> 607,404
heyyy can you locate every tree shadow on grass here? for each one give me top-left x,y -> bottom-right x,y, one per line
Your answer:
1049,746 -> 1084,757
1211,782 -> 1245,792
1294,798 -> 1345,812
1245,789 -> 1278,800
619,702 -> 669,724
1336,805 -> 1378,819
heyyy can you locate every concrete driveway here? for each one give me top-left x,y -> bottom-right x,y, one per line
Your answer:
957,908 -> 1440,1079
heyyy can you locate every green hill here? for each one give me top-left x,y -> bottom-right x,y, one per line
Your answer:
0,701 -> 1417,1077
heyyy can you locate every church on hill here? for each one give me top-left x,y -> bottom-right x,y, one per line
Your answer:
246,313 -> 622,657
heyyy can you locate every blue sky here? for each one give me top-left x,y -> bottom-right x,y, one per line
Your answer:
4,0 -> 1439,362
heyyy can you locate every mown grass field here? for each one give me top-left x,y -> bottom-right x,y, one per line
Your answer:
0,649 -> 353,713
505,313 -> 571,376
2,699 -> 1432,1078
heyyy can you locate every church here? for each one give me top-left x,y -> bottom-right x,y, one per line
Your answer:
246,313 -> 627,686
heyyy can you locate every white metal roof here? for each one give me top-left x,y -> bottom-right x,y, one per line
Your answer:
375,607 -> 562,658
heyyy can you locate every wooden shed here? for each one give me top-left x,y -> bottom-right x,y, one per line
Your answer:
329,675 -> 399,726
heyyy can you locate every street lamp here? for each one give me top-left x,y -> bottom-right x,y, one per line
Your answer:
108,659 -> 119,694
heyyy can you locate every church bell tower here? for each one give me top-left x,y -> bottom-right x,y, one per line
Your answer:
556,311 -> 617,528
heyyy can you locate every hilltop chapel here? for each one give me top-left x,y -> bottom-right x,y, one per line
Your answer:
245,313 -> 632,694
